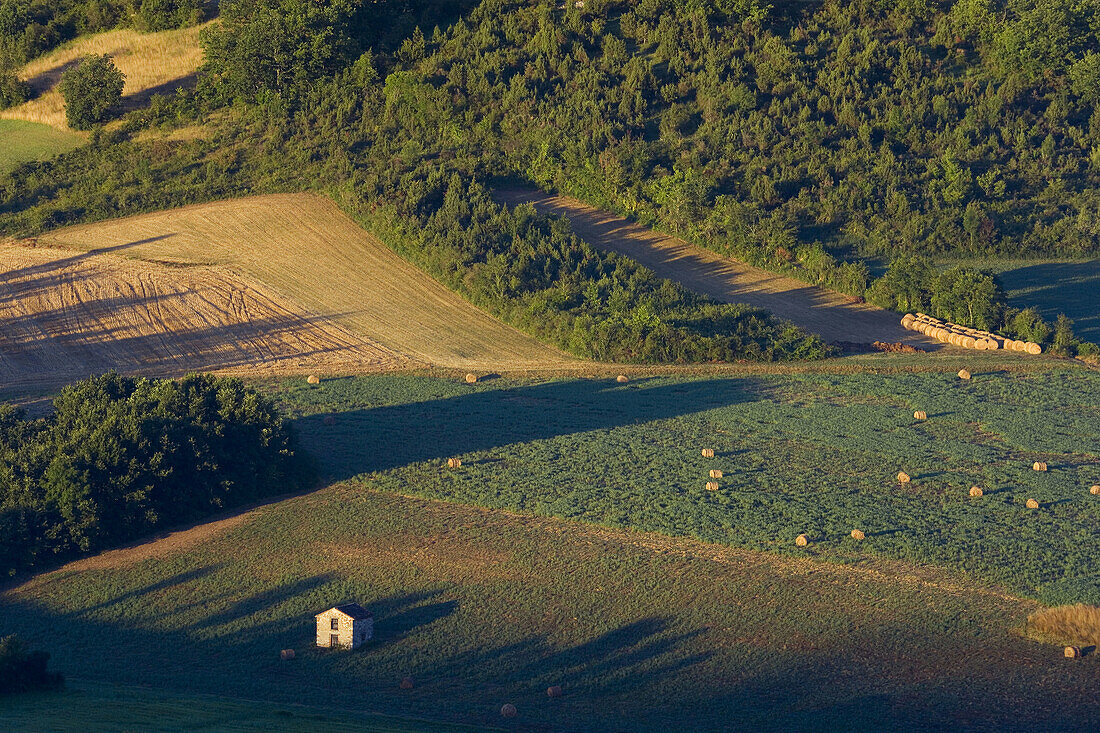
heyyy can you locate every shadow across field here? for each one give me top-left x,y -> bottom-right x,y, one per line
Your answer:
292,377 -> 763,481
997,260 -> 1100,342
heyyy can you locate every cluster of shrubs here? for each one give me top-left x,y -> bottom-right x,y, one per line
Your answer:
354,169 -> 827,362
0,372 -> 314,577
0,635 -> 62,694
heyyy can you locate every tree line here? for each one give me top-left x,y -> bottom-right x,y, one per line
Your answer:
0,373 -> 314,577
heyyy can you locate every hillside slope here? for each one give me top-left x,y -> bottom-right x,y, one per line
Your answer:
25,194 -> 572,372
497,188 -> 939,346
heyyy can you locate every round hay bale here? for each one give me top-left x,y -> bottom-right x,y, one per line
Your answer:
701,448 -> 715,458
1032,461 -> 1048,472
1065,646 -> 1082,659
501,704 -> 517,718
969,486 -> 983,497
465,373 -> 478,384
1026,342 -> 1042,355
983,339 -> 999,350
913,410 -> 927,420
306,375 -> 320,385
897,471 -> 911,484
1090,485 -> 1100,495
323,415 -> 336,426
901,314 -> 915,329
705,481 -> 719,491
447,458 -> 462,468
616,375 -> 629,383
400,676 -> 414,690
973,338 -> 988,350
280,649 -> 295,661
958,369 -> 971,380
1026,498 -> 1040,509
709,469 -> 723,478
547,685 -> 563,698
962,337 -> 976,349
795,533 -> 809,547
850,529 -> 865,540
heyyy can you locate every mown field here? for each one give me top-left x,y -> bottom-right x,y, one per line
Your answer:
277,368 -> 1100,607
1,681 -> 481,732
2,366 -> 1098,731
0,119 -> 83,173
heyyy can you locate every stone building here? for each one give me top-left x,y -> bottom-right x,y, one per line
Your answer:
315,603 -> 373,649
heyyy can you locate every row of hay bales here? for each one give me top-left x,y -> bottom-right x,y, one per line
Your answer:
901,313 -> 1042,354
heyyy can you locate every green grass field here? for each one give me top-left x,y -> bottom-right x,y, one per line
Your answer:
1,681 -> 482,732
274,368 -> 1100,606
0,119 -> 83,173
2,367 -> 1099,730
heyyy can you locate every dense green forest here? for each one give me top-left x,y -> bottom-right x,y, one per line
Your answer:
1,0 -> 1098,356
0,373 -> 313,577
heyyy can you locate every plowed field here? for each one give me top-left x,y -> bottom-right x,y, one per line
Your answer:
3,194 -> 569,386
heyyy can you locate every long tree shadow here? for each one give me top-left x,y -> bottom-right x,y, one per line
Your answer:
292,377 -> 764,481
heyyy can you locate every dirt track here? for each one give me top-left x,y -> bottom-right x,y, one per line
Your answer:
496,188 -> 940,346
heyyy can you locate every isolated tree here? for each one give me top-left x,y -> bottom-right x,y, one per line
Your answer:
59,54 -> 124,130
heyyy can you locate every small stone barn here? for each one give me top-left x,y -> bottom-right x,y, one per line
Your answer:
315,603 -> 373,650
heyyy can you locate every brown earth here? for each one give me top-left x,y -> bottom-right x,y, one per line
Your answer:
495,188 -> 941,347
2,194 -> 570,388
0,244 -> 408,388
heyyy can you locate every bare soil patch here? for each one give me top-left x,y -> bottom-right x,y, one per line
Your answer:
496,188 -> 941,347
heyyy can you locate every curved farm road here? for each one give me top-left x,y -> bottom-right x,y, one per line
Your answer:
496,188 -> 939,347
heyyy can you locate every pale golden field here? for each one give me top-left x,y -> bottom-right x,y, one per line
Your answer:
0,22 -> 210,130
11,194 -> 570,384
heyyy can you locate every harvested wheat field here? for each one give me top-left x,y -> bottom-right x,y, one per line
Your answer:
0,243 -> 408,387
24,194 -> 570,374
495,188 -> 941,347
0,23 -> 210,130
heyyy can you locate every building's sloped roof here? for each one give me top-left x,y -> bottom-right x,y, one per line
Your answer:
316,602 -> 373,619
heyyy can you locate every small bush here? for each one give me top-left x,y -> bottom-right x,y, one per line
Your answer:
0,635 -> 63,694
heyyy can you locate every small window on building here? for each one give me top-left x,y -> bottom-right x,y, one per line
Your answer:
330,618 -> 339,630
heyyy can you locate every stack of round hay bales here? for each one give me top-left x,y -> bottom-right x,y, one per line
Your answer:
914,410 -> 927,420
969,486 -> 983,497
280,649 -> 295,660
1026,498 -> 1040,509
701,448 -> 715,458
958,369 -> 971,380
897,471 -> 911,484
795,533 -> 809,547
1032,461 -> 1048,472
447,458 -> 462,468
709,469 -> 723,478
850,529 -> 865,540
705,481 -> 719,491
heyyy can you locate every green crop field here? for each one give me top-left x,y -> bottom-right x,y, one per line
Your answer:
2,367 -> 1098,730
0,120 -> 83,173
